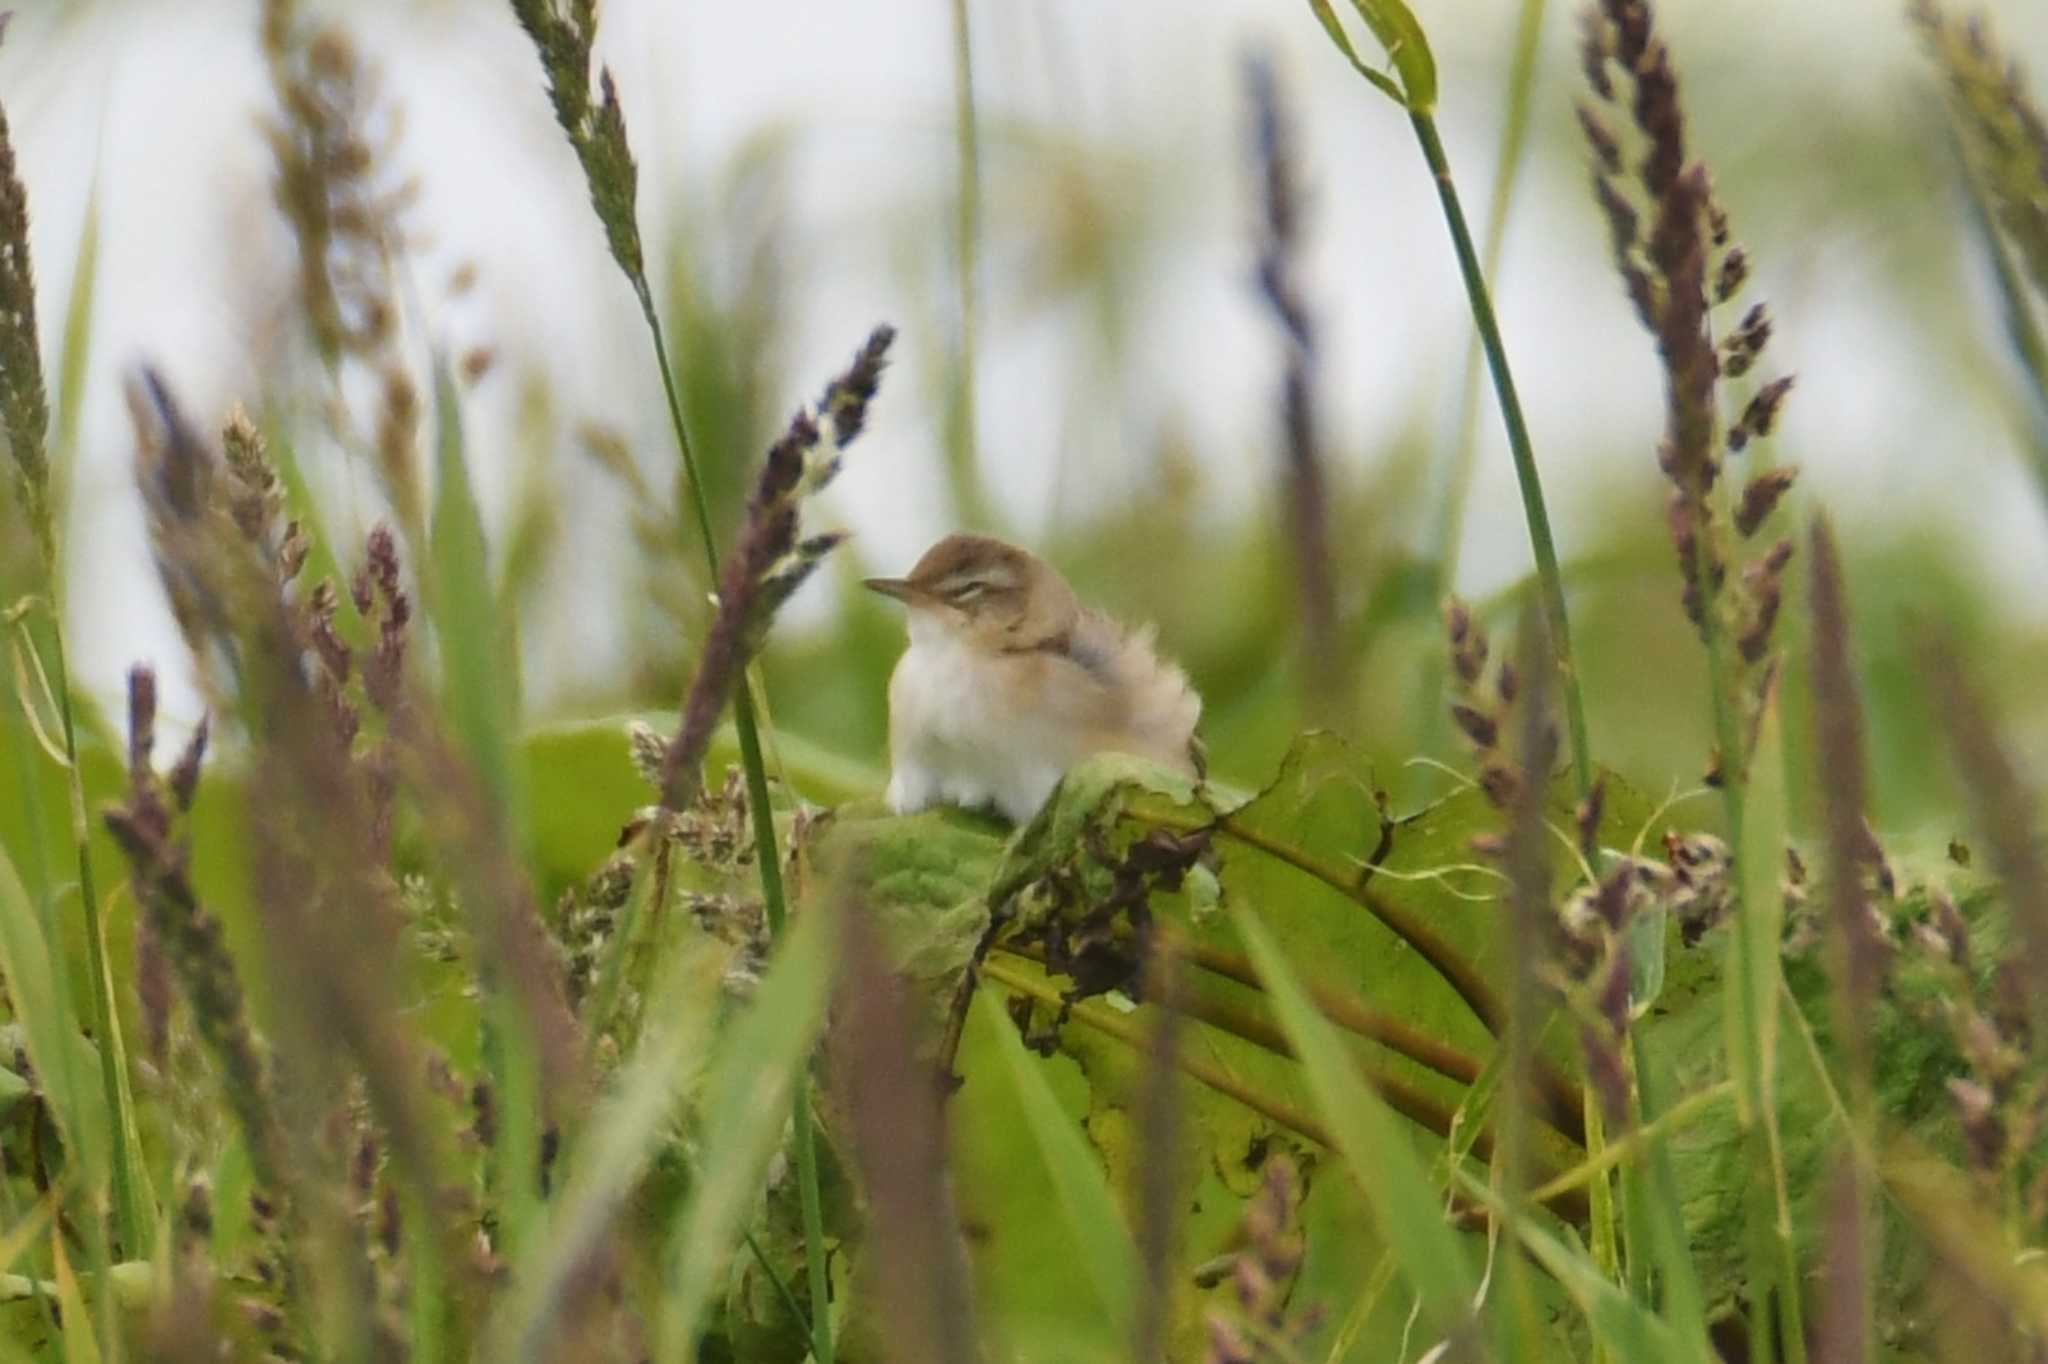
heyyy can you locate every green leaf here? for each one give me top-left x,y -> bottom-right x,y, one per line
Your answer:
1305,0 -> 1406,104
520,714 -> 882,893
49,170 -> 100,559
661,903 -> 837,1356
1349,0 -> 1438,110
969,739 -> 1659,1355
48,1241 -> 100,1364
1232,903 -> 1478,1340
978,989 -> 1140,1343
1303,0 -> 1438,110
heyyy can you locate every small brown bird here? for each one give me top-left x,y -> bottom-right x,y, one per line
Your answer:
865,534 -> 1202,822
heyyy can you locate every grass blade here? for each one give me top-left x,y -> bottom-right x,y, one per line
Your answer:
0,845 -> 108,1198
1454,1165 -> 1685,1359
49,169 -> 100,550
494,938 -> 725,1359
1231,902 -> 1477,1342
661,902 -> 838,1357
978,989 -> 1139,1344
1625,1032 -> 1716,1364
1421,0 -> 1547,750
1808,517 -> 1877,1364
428,357 -> 517,828
48,1236 -> 101,1364
1409,109 -> 1591,798
833,903 -> 979,1364
1728,676 -> 1786,1128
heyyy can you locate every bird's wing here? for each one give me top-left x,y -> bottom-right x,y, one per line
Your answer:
1028,611 -> 1202,767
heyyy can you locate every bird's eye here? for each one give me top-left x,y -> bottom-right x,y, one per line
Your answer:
948,581 -> 986,603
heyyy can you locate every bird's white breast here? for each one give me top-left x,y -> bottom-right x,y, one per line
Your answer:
884,616 -> 1076,822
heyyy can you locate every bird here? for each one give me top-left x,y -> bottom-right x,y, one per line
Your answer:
865,533 -> 1202,823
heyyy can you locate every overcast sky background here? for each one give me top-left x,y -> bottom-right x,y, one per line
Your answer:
5,0 -> 2047,729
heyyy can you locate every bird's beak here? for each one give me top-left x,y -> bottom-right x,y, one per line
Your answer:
863,576 -> 917,604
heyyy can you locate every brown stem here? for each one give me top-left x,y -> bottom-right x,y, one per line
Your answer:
1180,941 -> 1585,1147
980,955 -> 1590,1224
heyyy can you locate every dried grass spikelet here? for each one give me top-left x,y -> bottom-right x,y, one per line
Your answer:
261,0 -> 430,544
1440,596 -> 1548,811
1203,1156 -> 1322,1363
104,665 -> 314,1356
1915,1 -> 2048,293
658,324 -> 897,810
1577,0 -> 1801,783
262,2 -> 415,363
1807,518 -> 1889,1107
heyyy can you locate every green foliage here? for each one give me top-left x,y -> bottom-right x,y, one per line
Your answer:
2,0 -> 2047,1358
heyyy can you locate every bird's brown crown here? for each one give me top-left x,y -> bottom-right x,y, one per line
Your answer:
867,533 -> 1079,650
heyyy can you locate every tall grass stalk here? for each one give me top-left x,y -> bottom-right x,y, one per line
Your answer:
50,636 -> 146,1254
0,71 -> 147,1269
1574,2 -> 1809,1351
947,0 -> 988,529
1955,139 -> 2048,511
1409,110 -> 1592,797
1302,0 -> 1591,794
1426,0 -> 1547,620
645,287 -> 836,1364
505,6 -> 837,1354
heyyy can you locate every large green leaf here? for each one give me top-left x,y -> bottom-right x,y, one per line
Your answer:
954,739 -> 1670,1357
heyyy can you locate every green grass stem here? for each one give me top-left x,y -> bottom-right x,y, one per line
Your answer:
1409,110 -> 1592,799
638,266 -> 836,1364
1427,0 -> 1547,606
946,0 -> 989,529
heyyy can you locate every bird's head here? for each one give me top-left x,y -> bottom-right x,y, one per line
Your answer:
864,533 -> 1077,651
